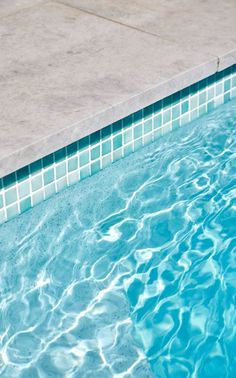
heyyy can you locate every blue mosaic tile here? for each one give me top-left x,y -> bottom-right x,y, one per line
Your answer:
30,159 -> 42,175
163,109 -> 171,123
78,136 -> 89,150
0,194 -> 3,209
101,125 -> 112,139
6,204 -> 19,220
54,147 -> 66,163
91,145 -> 100,160
154,114 -> 162,129
134,124 -> 142,139
68,171 -> 78,185
0,209 -> 6,224
68,156 -> 78,172
133,109 -> 143,124
16,166 -> 29,182
32,189 -> 44,206
19,181 -> 30,199
56,163 -> 66,179
124,143 -> 133,156
113,134 -> 122,150
80,165 -> 90,180
44,169 -> 54,185
45,182 -> 56,200
90,130 -> 100,145
112,120 -> 122,134
102,140 -> 111,156
123,115 -> 132,129
113,148 -> 123,162
102,154 -> 112,168
31,175 -> 43,192
55,178 -> 67,193
0,64 -> 235,224
3,172 -> 16,189
80,151 -> 89,167
5,187 -> 17,206
20,197 -> 31,213
144,119 -> 152,134
67,142 -> 78,157
154,100 -> 162,112
124,129 -> 132,144
144,105 -> 153,119
91,161 -> 100,175
43,154 -> 54,168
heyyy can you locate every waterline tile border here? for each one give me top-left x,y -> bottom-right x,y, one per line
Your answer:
0,65 -> 236,224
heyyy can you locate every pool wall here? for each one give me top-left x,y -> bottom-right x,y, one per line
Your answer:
0,65 -> 236,224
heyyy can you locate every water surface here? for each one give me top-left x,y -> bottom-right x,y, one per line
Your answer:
0,100 -> 236,377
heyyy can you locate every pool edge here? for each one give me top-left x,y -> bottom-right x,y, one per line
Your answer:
0,64 -> 236,225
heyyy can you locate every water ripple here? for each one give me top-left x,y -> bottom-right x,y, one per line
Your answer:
0,100 -> 236,377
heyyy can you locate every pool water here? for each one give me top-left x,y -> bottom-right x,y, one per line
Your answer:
0,99 -> 236,378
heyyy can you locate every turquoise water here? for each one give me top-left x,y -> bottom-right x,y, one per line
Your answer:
0,99 -> 236,378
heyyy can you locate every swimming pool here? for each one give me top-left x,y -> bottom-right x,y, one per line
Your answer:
0,99 -> 236,377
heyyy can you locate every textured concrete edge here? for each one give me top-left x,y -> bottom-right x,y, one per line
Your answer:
217,49 -> 236,71
1,55 -> 235,178
0,0 -> 235,178
0,64 -> 235,225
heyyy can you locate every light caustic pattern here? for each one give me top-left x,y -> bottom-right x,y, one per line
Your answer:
0,100 -> 236,377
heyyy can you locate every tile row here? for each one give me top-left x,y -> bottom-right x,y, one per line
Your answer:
0,65 -> 235,224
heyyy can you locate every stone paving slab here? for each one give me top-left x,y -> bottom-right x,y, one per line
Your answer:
61,0 -> 236,70
0,0 -> 235,177
0,0 -> 47,18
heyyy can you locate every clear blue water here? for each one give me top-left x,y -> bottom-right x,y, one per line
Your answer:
0,100 -> 236,378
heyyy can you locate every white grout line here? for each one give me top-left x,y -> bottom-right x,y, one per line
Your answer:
1,71 -> 236,222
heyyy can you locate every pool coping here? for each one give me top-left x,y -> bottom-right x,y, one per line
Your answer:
0,0 -> 236,178
1,60 -> 219,177
0,64 -> 235,225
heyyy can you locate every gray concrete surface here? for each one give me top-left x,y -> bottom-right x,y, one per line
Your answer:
61,0 -> 236,70
0,0 -> 235,177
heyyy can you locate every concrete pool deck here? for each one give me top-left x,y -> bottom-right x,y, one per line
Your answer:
0,0 -> 235,177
